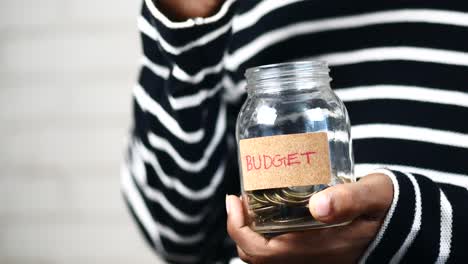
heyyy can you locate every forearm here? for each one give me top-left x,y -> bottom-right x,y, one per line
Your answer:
124,0 -> 237,262
361,170 -> 468,263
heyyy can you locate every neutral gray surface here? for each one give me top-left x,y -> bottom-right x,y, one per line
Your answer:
0,0 -> 163,263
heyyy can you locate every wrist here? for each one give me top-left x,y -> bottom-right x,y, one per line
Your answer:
155,0 -> 224,21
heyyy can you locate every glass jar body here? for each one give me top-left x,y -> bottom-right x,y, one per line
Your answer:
236,62 -> 354,234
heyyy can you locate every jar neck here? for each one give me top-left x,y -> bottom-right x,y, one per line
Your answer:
245,61 -> 332,96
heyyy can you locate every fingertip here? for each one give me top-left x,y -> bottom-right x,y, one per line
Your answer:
226,195 -> 268,252
226,195 -> 245,228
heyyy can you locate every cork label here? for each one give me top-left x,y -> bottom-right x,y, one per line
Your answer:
239,132 -> 331,191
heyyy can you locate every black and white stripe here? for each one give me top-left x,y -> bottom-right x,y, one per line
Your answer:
123,1 -> 468,263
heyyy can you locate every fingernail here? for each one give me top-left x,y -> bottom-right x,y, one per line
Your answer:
225,195 -> 230,215
313,193 -> 331,217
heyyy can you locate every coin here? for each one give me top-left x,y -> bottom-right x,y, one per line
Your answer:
263,191 -> 285,205
274,192 -> 309,204
271,216 -> 309,223
250,202 -> 267,210
253,205 -> 278,215
281,189 -> 315,199
287,186 -> 313,193
249,192 -> 269,204
247,185 -> 331,228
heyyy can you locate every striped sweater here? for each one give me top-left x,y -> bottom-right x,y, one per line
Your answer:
121,1 -> 468,263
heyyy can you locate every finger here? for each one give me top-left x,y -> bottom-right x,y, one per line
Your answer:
309,173 -> 393,224
226,195 -> 270,256
236,245 -> 252,263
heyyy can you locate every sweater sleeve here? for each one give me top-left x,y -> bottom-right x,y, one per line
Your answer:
359,169 -> 468,263
121,1 -> 238,263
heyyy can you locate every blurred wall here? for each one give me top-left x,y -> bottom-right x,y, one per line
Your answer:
0,0 -> 163,263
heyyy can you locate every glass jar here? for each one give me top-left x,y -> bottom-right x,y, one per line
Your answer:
236,61 -> 354,234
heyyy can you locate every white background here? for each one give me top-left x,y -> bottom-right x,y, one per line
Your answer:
0,0 -> 164,263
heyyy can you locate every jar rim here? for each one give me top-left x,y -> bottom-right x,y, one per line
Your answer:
245,60 -> 329,78
245,60 -> 331,95
245,60 -> 329,80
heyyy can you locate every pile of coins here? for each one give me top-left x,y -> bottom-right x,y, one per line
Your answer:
246,185 -> 327,227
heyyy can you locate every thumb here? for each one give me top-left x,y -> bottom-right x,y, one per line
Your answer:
309,173 -> 393,224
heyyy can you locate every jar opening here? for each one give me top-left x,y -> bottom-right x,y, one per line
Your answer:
245,61 -> 331,95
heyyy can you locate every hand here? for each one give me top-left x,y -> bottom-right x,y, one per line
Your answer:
226,173 -> 394,264
156,0 -> 225,21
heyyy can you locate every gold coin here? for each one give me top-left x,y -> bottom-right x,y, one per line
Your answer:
250,202 -> 267,210
249,192 -> 269,204
273,192 -> 309,205
263,192 -> 285,205
281,189 -> 315,199
252,205 -> 277,214
271,216 -> 308,223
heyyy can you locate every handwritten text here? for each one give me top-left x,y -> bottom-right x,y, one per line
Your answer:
245,151 -> 316,172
